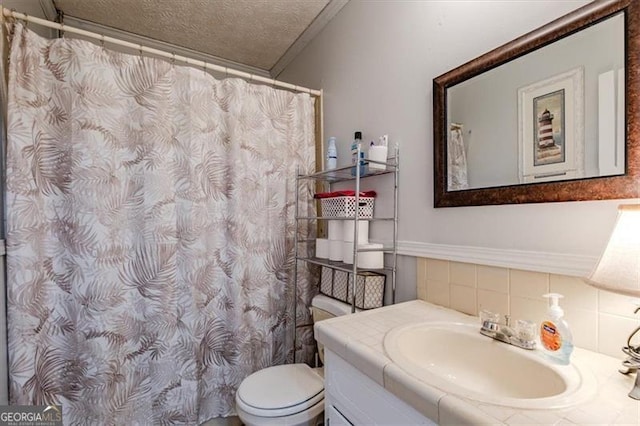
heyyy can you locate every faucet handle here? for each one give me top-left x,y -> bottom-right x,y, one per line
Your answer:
480,309 -> 500,323
515,319 -> 537,342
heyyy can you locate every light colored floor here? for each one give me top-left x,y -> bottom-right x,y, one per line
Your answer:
200,416 -> 242,426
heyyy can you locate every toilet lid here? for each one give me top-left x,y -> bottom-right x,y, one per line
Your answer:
236,364 -> 324,417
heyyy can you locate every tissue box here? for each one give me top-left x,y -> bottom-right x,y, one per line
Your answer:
319,267 -> 385,310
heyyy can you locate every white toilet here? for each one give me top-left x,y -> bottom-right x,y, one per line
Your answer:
235,294 -> 353,426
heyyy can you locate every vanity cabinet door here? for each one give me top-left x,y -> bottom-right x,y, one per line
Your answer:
324,350 -> 435,425
326,404 -> 352,426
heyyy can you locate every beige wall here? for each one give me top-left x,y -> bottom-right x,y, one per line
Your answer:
416,258 -> 638,360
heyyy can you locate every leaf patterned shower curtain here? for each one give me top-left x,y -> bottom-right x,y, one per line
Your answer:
5,23 -> 316,424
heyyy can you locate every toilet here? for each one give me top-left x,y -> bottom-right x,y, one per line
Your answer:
235,294 -> 353,426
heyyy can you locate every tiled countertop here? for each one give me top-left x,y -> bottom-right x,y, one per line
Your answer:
315,300 -> 640,425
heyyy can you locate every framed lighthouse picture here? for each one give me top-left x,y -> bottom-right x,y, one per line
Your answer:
533,90 -> 565,166
517,67 -> 584,183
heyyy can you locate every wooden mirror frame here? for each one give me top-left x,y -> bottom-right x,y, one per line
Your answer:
433,0 -> 639,207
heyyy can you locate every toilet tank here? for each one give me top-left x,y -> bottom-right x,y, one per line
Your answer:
311,294 -> 355,364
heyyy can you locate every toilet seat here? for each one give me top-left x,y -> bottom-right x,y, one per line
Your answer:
236,364 -> 324,418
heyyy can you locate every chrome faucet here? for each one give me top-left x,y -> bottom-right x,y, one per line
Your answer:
620,357 -> 640,400
480,313 -> 536,350
619,307 -> 640,400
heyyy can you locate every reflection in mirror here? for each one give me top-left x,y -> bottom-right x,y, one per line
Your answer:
433,0 -> 640,208
447,12 -> 624,191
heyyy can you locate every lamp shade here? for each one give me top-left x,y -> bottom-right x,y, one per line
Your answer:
584,204 -> 640,297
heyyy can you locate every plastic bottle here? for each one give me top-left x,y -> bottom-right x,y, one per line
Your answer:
327,137 -> 337,170
539,293 -> 574,365
351,131 -> 366,176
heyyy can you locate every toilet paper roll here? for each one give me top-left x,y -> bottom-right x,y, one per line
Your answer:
356,243 -> 384,269
316,238 -> 329,259
329,239 -> 343,261
368,146 -> 388,171
343,220 -> 369,244
328,220 -> 343,241
342,241 -> 355,264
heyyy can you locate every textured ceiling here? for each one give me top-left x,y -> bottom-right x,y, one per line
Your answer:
54,0 -> 330,71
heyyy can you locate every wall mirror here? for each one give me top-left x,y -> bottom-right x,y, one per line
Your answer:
433,0 -> 639,207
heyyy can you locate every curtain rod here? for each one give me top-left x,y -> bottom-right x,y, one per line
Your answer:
1,7 -> 322,97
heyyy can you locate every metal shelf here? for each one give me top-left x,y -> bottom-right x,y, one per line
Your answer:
293,143 -> 399,325
296,256 -> 395,273
297,157 -> 398,183
295,216 -> 395,221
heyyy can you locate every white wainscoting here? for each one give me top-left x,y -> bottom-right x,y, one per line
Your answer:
397,240 -> 598,277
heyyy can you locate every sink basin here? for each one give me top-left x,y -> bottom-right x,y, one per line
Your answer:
383,322 -> 596,409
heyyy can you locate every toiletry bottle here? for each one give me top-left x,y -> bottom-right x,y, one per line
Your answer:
539,293 -> 574,365
327,137 -> 337,170
351,131 -> 366,176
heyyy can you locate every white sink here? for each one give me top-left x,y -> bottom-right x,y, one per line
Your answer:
383,322 -> 596,409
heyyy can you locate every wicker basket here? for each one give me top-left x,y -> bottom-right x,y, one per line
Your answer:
320,196 -> 375,218
319,267 -> 385,310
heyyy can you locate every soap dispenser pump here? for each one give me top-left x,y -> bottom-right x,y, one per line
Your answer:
540,293 -> 574,365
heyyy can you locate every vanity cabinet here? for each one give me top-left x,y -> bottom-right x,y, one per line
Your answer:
316,300 -> 639,426
324,349 -> 435,425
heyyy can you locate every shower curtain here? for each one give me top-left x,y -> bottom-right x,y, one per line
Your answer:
448,125 -> 469,190
5,23 -> 316,424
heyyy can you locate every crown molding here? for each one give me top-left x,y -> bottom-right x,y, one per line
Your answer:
62,15 -> 271,78
396,240 -> 597,277
271,0 -> 349,78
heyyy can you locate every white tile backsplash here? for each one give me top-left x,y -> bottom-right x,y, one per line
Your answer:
450,284 -> 477,316
563,307 -> 598,352
477,265 -> 509,293
510,270 -> 549,299
477,289 -> 509,316
550,273 -> 599,311
416,258 -> 427,283
417,257 -> 639,359
509,296 -> 547,325
449,261 -> 476,288
425,279 -> 449,307
416,258 -> 427,301
597,312 -> 639,358
598,290 -> 640,319
425,258 -> 448,282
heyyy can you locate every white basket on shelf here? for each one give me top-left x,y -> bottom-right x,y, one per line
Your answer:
320,196 -> 375,218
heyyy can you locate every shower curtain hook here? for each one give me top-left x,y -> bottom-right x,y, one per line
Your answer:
272,79 -> 277,89
100,34 -> 105,49
139,44 -> 143,58
170,52 -> 176,67
7,9 -> 16,26
225,67 -> 229,79
6,9 -> 17,39
203,62 -> 207,74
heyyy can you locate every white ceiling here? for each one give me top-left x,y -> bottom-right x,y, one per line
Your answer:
53,0 -> 341,76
